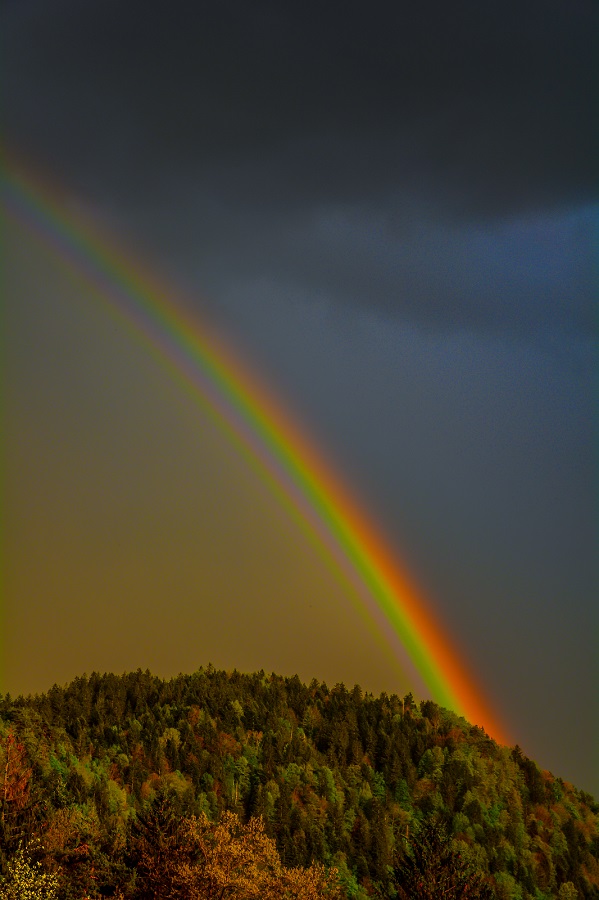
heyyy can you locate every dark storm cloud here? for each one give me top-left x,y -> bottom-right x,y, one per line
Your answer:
2,0 -> 596,336
3,0 -> 596,212
108,169 -> 596,343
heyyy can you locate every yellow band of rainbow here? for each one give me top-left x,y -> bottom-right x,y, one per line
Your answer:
1,156 -> 508,744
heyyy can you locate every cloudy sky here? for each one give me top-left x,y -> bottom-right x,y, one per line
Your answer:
2,0 -> 597,794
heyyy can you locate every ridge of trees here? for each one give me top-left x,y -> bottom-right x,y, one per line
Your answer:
0,667 -> 597,899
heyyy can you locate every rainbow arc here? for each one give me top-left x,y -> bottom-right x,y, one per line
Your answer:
1,158 -> 508,744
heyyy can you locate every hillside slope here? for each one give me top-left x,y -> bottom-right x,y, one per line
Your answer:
1,667 -> 597,898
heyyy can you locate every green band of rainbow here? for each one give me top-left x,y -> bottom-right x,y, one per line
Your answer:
1,156 -> 508,744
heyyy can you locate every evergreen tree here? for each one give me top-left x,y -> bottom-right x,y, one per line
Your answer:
128,787 -> 185,899
387,819 -> 495,900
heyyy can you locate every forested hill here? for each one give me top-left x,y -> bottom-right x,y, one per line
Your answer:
1,667 -> 597,899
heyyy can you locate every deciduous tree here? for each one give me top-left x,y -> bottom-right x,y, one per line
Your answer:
0,843 -> 59,900
162,811 -> 341,900
0,732 -> 34,852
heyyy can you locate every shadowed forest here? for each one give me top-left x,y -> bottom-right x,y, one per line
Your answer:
1,668 -> 597,898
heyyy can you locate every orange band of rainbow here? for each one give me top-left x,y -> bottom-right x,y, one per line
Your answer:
1,156 -> 508,744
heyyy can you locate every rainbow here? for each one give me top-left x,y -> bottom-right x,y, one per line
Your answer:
1,156 -> 508,743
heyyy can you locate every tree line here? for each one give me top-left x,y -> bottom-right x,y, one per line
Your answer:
0,667 -> 597,898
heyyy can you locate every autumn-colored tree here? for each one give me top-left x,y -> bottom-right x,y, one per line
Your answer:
176,811 -> 280,898
272,861 -> 342,899
0,732 -> 33,853
0,843 -> 60,900
159,811 -> 341,900
41,806 -> 108,900
388,819 -> 495,900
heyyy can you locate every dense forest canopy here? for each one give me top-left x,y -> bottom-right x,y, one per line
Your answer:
0,667 -> 597,898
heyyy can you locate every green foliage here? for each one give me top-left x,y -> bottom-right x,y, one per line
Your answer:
557,884 -> 579,900
0,668 -> 597,899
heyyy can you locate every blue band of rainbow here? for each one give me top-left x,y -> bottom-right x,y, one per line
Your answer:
1,157 -> 508,744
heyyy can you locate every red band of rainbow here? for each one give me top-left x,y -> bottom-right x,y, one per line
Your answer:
1,157 -> 508,744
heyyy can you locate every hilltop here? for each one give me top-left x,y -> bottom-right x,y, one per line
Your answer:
1,667 -> 597,898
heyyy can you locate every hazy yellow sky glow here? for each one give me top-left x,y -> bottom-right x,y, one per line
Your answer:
3,218 -> 412,699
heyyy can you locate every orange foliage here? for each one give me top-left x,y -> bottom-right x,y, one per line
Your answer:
215,732 -> 241,757
139,810 -> 341,900
1,730 -> 32,811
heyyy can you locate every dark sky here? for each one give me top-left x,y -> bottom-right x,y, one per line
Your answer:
2,0 -> 597,795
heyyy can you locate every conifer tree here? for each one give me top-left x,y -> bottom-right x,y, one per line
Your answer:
388,819 -> 494,900
128,787 -> 185,899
